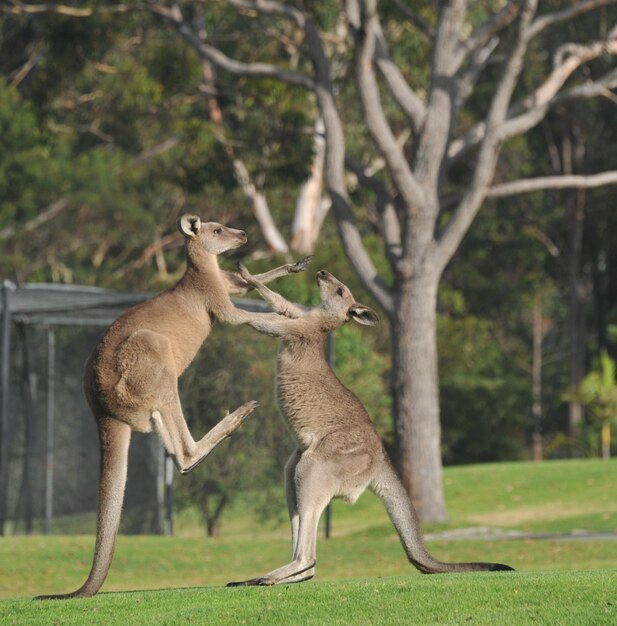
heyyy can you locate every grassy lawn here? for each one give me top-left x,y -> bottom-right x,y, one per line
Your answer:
2,571 -> 616,625
0,459 -> 616,623
202,457 -> 617,541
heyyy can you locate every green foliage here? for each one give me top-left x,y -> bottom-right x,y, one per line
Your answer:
566,351 -> 617,458
575,351 -> 617,426
0,6 -> 314,286
332,323 -> 391,440
438,313 -> 531,464
0,78 -> 68,224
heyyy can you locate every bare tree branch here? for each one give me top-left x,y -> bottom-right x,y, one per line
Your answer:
455,36 -> 499,116
232,159 -> 290,253
390,0 -> 435,39
529,0 -> 617,39
345,157 -> 402,265
499,66 -> 617,143
291,118 -> 330,254
197,38 -> 291,254
348,0 -> 425,210
449,29 -> 617,160
166,4 -> 315,90
113,231 -> 181,278
372,14 -> 427,132
487,170 -> 617,197
303,14 -> 394,315
435,0 -> 538,272
414,0 -> 466,196
0,198 -> 68,240
454,2 -> 520,114
0,1 -> 147,16
459,0 -> 519,62
9,43 -> 45,86
132,137 -> 179,165
224,0 -> 305,27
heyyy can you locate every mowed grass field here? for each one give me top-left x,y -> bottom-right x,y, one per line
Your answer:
1,459 -> 616,624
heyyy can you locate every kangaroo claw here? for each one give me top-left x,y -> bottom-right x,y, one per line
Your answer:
290,256 -> 313,273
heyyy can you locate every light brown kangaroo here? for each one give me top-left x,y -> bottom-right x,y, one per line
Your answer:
37,214 -> 310,600
228,268 -> 514,586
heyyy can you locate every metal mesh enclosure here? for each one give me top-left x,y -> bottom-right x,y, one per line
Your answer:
0,281 -> 271,536
6,324 -> 165,534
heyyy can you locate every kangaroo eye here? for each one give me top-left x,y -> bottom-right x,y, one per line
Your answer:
336,287 -> 344,296
214,227 -> 222,235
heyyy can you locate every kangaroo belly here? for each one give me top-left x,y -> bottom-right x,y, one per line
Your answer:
276,369 -> 365,447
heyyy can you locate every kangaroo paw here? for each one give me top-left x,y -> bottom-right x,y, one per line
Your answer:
290,256 -> 313,273
236,262 -> 254,283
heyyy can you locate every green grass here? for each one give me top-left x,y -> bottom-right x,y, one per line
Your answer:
204,457 -> 617,541
2,571 -> 617,625
1,459 -> 616,623
442,458 -> 617,534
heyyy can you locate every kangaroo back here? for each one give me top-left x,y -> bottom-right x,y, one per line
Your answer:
371,461 -> 513,573
37,418 -> 131,599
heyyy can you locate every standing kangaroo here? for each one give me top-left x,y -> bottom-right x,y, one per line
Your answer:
228,268 -> 514,586
37,214 -> 309,600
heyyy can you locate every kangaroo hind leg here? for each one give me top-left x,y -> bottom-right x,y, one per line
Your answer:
228,453 -> 331,586
151,396 -> 257,475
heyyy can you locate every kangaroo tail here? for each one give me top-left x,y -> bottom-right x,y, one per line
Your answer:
37,417 -> 131,599
371,461 -> 514,574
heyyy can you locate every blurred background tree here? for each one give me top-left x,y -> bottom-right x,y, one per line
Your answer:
1,1 -> 617,531
566,350 -> 617,460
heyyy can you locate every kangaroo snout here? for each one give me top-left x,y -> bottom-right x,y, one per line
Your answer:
316,270 -> 333,283
231,228 -> 247,243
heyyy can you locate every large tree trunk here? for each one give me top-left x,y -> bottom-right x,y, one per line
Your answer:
566,188 -> 587,445
391,272 -> 447,523
563,128 -> 587,446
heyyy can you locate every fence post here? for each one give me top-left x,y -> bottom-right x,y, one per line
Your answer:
0,281 -> 14,536
45,328 -> 56,535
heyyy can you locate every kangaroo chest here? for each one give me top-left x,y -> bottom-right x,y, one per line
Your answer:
275,340 -> 365,450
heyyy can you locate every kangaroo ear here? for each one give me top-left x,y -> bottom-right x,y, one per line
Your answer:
177,214 -> 201,237
348,303 -> 379,326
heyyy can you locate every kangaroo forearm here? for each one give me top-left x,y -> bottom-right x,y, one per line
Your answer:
252,283 -> 305,319
246,316 -> 291,337
216,305 -> 282,327
224,257 -> 311,295
223,265 -> 291,295
237,263 -> 306,318
252,264 -> 296,285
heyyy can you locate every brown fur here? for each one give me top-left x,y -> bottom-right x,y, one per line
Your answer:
228,269 -> 514,586
37,215 -> 309,599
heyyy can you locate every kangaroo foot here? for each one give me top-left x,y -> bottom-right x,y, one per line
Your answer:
222,400 -> 258,432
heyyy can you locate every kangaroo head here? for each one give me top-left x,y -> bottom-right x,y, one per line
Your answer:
316,270 -> 379,327
177,214 -> 247,255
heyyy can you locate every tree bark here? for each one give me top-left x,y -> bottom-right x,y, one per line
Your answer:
566,189 -> 588,444
391,272 -> 447,522
532,293 -> 544,461
560,126 -> 588,448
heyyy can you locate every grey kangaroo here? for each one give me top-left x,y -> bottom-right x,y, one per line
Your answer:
228,268 -> 514,586
38,214 -> 309,599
